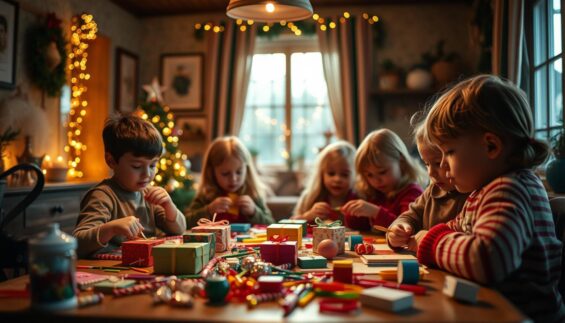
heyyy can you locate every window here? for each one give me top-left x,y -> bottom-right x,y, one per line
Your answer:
239,38 -> 335,168
531,0 -> 563,140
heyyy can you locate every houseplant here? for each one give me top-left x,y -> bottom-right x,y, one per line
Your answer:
421,40 -> 461,89
547,129 -> 565,193
378,59 -> 402,91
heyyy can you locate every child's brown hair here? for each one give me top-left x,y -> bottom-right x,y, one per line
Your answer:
102,114 -> 163,162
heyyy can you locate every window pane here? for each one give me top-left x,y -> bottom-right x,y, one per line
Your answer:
240,53 -> 286,166
534,66 -> 548,129
534,1 -> 547,66
290,52 -> 335,164
551,0 -> 562,57
550,59 -> 563,126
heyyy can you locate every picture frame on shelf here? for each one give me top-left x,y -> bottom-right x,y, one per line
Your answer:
114,47 -> 139,113
160,53 -> 203,112
0,0 -> 19,89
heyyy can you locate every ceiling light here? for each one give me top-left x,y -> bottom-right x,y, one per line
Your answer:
227,0 -> 313,23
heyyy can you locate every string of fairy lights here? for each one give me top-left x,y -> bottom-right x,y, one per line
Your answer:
194,11 -> 380,37
65,14 -> 98,178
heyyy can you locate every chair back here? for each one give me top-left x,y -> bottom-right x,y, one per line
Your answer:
550,197 -> 565,297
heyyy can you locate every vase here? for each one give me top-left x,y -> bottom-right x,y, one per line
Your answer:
406,68 -> 433,90
546,158 -> 565,193
379,73 -> 400,91
431,61 -> 461,89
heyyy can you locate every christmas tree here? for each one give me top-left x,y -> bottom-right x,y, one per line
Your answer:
138,78 -> 195,210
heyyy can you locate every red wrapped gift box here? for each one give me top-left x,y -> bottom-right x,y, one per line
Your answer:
121,238 -> 164,267
259,240 -> 297,266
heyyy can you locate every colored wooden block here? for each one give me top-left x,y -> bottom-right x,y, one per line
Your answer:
360,286 -> 414,312
333,259 -> 353,284
230,223 -> 251,233
442,275 -> 479,304
298,255 -> 327,269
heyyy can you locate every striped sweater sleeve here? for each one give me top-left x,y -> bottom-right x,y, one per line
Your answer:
417,177 -> 534,284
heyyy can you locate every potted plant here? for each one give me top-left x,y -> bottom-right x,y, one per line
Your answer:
547,129 -> 565,193
378,59 -> 402,91
421,40 -> 462,89
0,127 -> 20,173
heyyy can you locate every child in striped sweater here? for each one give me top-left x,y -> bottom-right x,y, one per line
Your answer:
416,75 -> 564,322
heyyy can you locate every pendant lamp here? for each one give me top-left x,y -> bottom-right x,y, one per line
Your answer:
226,0 -> 313,22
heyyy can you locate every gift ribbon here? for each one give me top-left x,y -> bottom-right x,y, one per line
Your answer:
197,213 -> 230,226
314,217 -> 342,227
269,234 -> 288,243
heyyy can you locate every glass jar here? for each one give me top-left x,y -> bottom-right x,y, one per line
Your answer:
28,223 -> 77,310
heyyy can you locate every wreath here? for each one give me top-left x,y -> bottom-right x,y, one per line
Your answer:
26,13 -> 67,97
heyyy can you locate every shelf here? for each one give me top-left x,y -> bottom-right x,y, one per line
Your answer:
371,88 -> 437,98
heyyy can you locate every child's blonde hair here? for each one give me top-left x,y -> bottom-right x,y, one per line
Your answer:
411,111 -> 434,149
355,129 -> 427,198
196,136 -> 265,202
294,141 -> 356,214
425,74 -> 548,169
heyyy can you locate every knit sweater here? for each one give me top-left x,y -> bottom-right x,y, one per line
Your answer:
345,183 -> 423,231
417,170 -> 565,323
73,178 -> 186,258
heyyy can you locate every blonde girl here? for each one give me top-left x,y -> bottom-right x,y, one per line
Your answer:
387,115 -> 468,249
342,129 -> 426,230
416,75 -> 564,322
186,136 -> 274,227
291,141 -> 357,223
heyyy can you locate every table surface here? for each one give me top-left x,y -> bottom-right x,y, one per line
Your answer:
0,252 -> 530,322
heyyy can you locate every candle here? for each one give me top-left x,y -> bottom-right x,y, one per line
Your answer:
52,156 -> 67,168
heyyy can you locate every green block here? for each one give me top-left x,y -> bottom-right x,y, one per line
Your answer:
279,219 -> 308,237
183,232 -> 216,260
93,279 -> 136,294
298,255 -> 327,269
153,242 -> 209,275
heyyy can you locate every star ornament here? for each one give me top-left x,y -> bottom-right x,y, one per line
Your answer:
143,77 -> 166,103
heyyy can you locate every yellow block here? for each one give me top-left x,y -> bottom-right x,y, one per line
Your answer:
333,259 -> 353,268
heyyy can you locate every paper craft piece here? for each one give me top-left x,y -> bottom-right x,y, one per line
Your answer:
93,279 -> 136,294
266,224 -> 302,248
298,255 -> 327,269
192,218 -> 231,252
313,225 -> 345,255
183,232 -> 216,260
279,219 -> 308,237
260,240 -> 297,266
228,193 -> 239,216
231,223 -> 251,233
360,286 -> 414,312
75,271 -> 110,290
360,253 -> 417,267
152,242 -> 210,275
121,238 -> 165,267
442,275 -> 479,304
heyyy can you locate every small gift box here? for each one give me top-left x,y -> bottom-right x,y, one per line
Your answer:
258,275 -> 284,293
298,255 -> 327,269
93,279 -> 136,294
266,224 -> 302,248
312,218 -> 346,255
260,236 -> 297,266
191,217 -> 231,252
183,232 -> 216,261
278,219 -> 308,237
230,223 -> 251,233
152,242 -> 210,275
121,238 -> 165,267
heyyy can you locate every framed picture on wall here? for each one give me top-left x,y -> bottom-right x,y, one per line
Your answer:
114,47 -> 139,113
0,0 -> 19,89
160,53 -> 203,112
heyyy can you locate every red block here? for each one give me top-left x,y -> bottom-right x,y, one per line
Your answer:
121,239 -> 164,267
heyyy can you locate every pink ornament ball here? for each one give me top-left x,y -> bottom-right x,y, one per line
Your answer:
317,239 -> 338,259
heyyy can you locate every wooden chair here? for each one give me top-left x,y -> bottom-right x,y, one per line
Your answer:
550,197 -> 565,297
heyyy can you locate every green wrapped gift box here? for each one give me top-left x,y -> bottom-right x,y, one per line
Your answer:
298,255 -> 327,269
152,242 -> 209,275
279,219 -> 308,237
183,232 -> 216,261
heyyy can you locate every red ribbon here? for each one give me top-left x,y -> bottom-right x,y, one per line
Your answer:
269,235 -> 288,244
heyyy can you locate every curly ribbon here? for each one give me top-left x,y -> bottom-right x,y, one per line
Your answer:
197,213 -> 230,227
314,217 -> 342,227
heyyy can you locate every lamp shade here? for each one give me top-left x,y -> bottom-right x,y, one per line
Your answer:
227,0 -> 313,22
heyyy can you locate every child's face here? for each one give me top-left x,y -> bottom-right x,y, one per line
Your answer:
437,133 -> 494,193
108,152 -> 158,192
362,157 -> 402,195
214,156 -> 246,193
322,157 -> 352,198
418,143 -> 455,192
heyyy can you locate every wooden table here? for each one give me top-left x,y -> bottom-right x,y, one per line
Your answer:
0,257 -> 530,322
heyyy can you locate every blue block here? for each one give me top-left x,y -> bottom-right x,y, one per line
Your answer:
231,223 -> 251,233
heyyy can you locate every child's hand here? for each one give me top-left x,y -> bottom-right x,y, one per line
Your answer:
341,199 -> 380,218
387,223 -> 413,248
109,216 -> 145,240
144,186 -> 177,220
208,197 -> 233,215
406,230 -> 428,253
306,202 -> 331,221
238,195 -> 256,217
